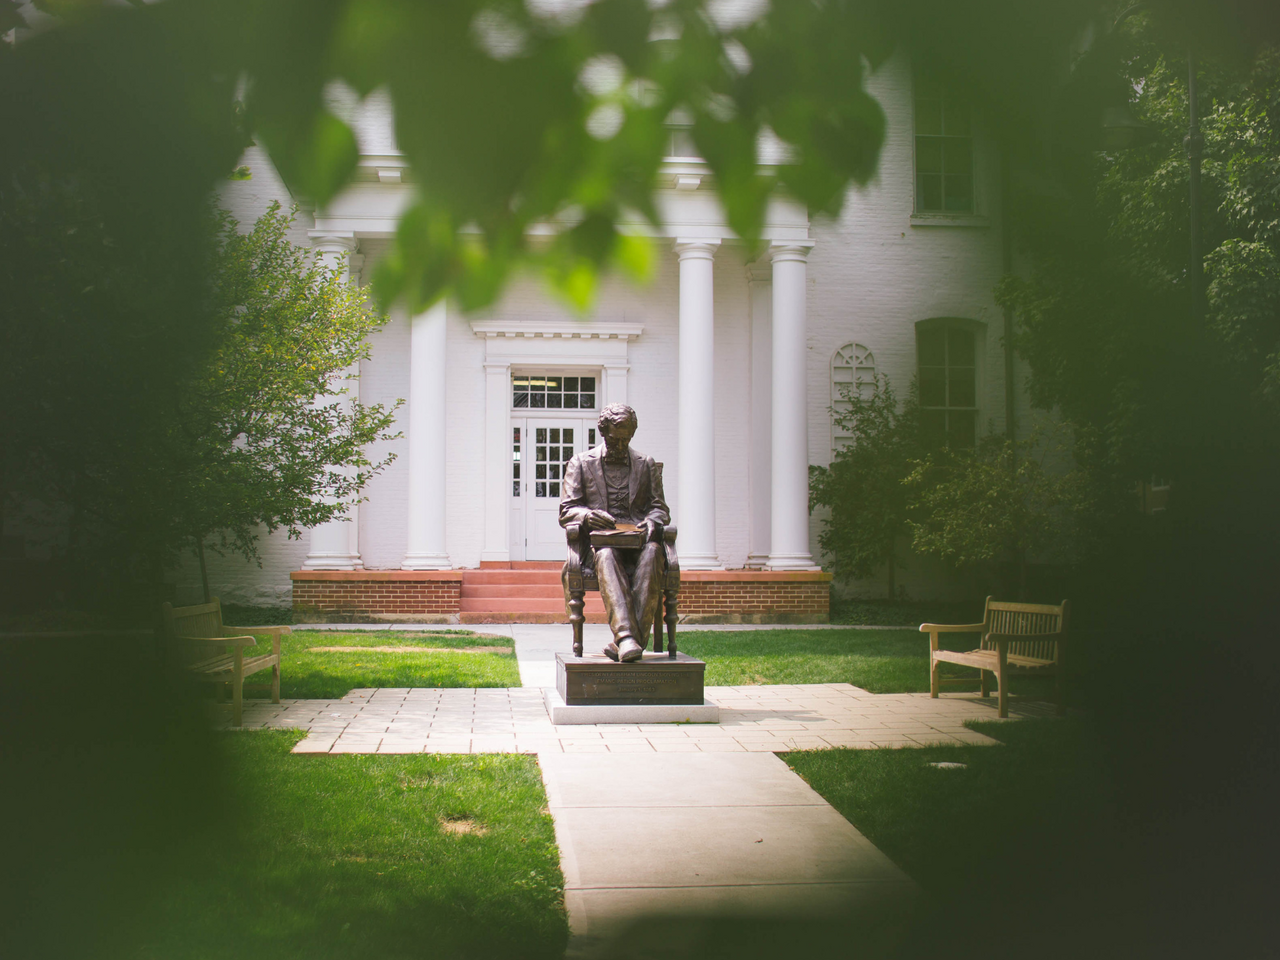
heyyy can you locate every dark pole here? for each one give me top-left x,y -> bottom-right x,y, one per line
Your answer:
196,535 -> 211,604
1186,49 -> 1204,323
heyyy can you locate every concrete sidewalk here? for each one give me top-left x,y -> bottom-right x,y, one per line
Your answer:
540,751 -> 918,956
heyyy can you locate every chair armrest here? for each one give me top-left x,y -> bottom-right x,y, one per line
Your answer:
918,623 -> 987,633
173,634 -> 257,647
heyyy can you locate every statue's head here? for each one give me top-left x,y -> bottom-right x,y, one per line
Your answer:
598,403 -> 637,457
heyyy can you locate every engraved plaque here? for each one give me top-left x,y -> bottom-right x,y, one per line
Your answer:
556,651 -> 706,706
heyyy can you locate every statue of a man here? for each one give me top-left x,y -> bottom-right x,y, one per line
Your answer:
559,403 -> 670,662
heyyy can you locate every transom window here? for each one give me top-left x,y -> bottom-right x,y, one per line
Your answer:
831,343 -> 876,452
512,374 -> 596,410
918,324 -> 977,449
914,76 -> 974,213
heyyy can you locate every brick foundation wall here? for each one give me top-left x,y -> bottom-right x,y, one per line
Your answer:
677,571 -> 832,624
291,571 -> 463,623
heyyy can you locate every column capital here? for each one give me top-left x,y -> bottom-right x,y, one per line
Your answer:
769,240 -> 815,263
673,238 -> 721,261
308,230 -> 359,253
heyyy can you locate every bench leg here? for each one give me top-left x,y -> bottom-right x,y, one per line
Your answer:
569,589 -> 585,658
996,647 -> 1008,719
272,661 -> 281,704
232,648 -> 244,728
980,668 -> 990,698
930,654 -> 939,698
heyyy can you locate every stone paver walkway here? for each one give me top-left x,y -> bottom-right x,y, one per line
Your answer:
234,683 -> 1050,753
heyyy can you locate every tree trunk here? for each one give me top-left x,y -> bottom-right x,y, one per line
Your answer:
196,535 -> 211,604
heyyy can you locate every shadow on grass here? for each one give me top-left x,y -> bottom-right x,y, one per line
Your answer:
782,630 -> 1280,960
1,637 -> 567,960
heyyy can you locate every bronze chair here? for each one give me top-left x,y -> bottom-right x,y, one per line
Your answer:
563,522 -> 680,660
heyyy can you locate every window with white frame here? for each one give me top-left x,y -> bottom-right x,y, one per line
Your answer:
917,322 -> 977,449
914,75 -> 974,214
511,373 -> 597,410
831,343 -> 876,452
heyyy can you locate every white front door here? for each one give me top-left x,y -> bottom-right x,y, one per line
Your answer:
522,420 -> 596,560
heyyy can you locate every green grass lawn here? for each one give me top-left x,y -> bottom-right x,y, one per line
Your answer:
782,720 -> 1132,958
677,628 -> 1054,698
141,731 -> 568,960
239,629 -> 520,699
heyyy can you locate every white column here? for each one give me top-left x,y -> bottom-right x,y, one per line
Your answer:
402,301 -> 451,569
481,361 -> 511,564
675,239 -> 721,569
303,233 -> 363,570
746,260 -> 772,568
767,241 -> 819,570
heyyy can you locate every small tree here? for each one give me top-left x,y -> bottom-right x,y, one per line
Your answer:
809,376 -> 924,599
903,434 -> 1090,600
170,203 -> 400,581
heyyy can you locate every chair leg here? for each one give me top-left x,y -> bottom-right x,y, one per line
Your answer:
665,589 -> 678,659
569,590 -> 585,658
930,655 -> 939,698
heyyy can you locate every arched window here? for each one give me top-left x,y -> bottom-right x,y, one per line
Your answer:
916,321 -> 978,449
831,343 -> 875,452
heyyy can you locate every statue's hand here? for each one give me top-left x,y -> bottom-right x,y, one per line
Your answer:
635,519 -> 657,541
586,510 -> 616,530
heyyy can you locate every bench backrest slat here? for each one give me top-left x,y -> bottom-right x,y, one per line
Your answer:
161,598 -> 227,667
980,597 -> 1069,662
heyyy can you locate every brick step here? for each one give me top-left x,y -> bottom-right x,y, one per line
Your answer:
460,611 -> 610,624
477,561 -> 562,570
459,597 -> 606,613
460,570 -> 562,585
461,584 -> 568,599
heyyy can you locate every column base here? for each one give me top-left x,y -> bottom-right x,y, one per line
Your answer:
680,552 -> 724,571
764,553 -> 820,572
401,553 -> 452,571
302,554 -> 364,571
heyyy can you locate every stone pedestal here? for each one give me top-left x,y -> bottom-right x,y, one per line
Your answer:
549,652 -> 719,724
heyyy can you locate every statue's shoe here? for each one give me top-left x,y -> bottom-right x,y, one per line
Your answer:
601,642 -> 619,662
618,638 -> 644,662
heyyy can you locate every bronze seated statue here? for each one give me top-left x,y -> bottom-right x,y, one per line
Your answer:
560,403 -> 680,661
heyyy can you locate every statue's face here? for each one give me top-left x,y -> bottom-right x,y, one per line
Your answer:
601,420 -> 635,458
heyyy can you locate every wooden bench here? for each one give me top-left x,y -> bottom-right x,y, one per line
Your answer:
160,598 -> 289,727
920,597 -> 1069,719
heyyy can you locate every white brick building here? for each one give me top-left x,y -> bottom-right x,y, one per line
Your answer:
199,51 -> 1021,613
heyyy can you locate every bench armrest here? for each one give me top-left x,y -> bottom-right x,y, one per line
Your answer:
918,623 -> 987,633
227,625 -> 290,637
172,634 -> 257,647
